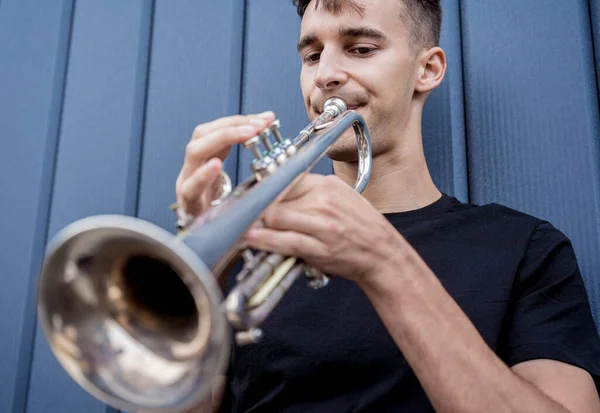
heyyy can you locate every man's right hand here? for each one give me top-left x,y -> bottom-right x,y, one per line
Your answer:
175,111 -> 276,218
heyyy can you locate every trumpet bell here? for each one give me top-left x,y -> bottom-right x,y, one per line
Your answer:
37,215 -> 230,412
36,97 -> 373,412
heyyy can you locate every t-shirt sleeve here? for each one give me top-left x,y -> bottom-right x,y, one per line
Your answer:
503,221 -> 600,390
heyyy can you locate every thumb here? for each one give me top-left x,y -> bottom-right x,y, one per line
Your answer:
277,173 -> 323,203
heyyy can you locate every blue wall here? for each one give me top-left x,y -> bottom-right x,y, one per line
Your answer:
1,1 -> 599,412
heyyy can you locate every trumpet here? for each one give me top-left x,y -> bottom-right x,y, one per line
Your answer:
36,97 -> 372,412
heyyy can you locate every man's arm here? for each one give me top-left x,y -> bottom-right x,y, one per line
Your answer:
513,360 -> 599,413
359,249 -> 600,413
243,175 -> 600,413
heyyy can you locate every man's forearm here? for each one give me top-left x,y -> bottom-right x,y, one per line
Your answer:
358,251 -> 571,413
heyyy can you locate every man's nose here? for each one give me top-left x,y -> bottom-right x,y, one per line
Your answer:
314,52 -> 348,91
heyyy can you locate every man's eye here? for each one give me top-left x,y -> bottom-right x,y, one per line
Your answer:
350,47 -> 375,56
305,52 -> 321,63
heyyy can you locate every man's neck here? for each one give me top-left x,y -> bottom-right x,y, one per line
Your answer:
332,133 -> 441,214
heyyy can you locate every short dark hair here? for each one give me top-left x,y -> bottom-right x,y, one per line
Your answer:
292,0 -> 442,49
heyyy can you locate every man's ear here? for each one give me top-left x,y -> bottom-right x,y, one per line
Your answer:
415,46 -> 447,93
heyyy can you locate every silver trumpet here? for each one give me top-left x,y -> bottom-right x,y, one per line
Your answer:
36,97 -> 372,412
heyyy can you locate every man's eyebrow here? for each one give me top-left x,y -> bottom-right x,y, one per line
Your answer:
297,26 -> 388,52
338,25 -> 387,41
297,34 -> 318,52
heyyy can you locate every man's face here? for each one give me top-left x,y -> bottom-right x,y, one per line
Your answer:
298,0 -> 419,161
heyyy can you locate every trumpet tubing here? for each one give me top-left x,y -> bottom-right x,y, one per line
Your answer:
36,98 -> 372,412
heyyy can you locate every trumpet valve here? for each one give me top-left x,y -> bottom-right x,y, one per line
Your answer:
242,250 -> 255,267
235,328 -> 263,346
285,145 -> 297,156
268,146 -> 286,165
275,153 -> 287,165
270,119 -> 284,143
259,129 -> 273,151
244,136 -> 263,160
251,156 -> 276,178
305,266 -> 330,289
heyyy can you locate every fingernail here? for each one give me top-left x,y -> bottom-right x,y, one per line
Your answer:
237,125 -> 255,135
259,111 -> 274,119
249,119 -> 266,127
208,158 -> 221,168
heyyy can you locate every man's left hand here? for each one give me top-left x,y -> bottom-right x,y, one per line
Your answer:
244,173 -> 407,285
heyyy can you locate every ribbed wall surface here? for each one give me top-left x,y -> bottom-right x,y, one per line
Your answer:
0,1 -> 598,411
462,0 -> 600,322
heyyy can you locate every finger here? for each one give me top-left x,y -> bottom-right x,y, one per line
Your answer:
192,111 -> 275,140
276,173 -> 326,204
245,227 -> 326,258
262,206 -> 338,240
181,124 -> 257,179
183,112 -> 276,179
178,158 -> 222,216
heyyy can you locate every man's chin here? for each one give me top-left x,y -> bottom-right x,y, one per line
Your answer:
324,127 -> 361,159
327,153 -> 360,163
325,144 -> 360,163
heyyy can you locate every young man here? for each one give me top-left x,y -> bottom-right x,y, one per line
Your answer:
174,0 -> 600,411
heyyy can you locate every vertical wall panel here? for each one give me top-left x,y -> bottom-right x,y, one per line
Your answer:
2,2 -> 600,412
422,0 -> 468,200
0,1 -> 74,412
24,1 -> 153,413
136,0 -> 245,231
462,0 -> 600,324
588,0 -> 600,318
592,0 -> 600,109
240,1 -> 313,182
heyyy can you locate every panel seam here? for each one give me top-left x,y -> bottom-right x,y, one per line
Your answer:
119,3 -> 157,411
457,0 -> 471,204
132,0 -> 156,220
584,0 -> 600,327
235,0 -> 248,186
588,0 -> 600,118
15,1 -> 77,412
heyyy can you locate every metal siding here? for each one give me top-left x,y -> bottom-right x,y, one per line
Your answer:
462,0 -> 600,324
1,1 -> 600,411
24,1 -> 153,412
587,0 -> 600,326
0,1 -> 74,412
592,0 -> 600,102
135,0 -> 245,232
423,0 -> 469,201
239,0 -> 314,182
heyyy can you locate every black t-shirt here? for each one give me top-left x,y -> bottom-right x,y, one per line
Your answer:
220,193 -> 600,412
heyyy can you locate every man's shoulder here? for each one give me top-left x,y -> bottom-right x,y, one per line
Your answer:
450,195 -> 537,220
439,196 -> 576,263
448,196 -> 563,237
